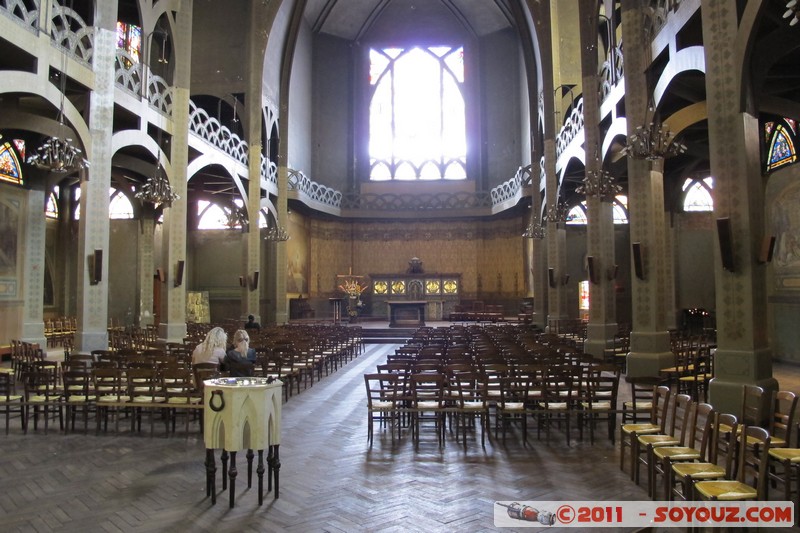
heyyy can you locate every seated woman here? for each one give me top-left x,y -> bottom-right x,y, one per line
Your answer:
224,329 -> 256,377
191,326 -> 228,366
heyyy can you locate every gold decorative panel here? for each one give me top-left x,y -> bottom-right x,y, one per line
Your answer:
391,280 -> 406,294
443,279 -> 458,294
373,280 -> 388,294
425,280 -> 441,294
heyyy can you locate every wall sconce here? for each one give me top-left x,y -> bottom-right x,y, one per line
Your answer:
174,260 -> 185,287
548,268 -> 556,288
90,249 -> 102,285
586,255 -> 600,285
562,274 -> 570,286
251,271 -> 259,291
238,276 -> 245,287
716,218 -> 735,272
156,268 -> 165,283
607,264 -> 619,281
758,235 -> 775,264
632,242 -> 645,280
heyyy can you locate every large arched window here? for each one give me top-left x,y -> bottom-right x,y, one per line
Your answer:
369,46 -> 466,181
0,139 -> 24,185
764,118 -> 797,172
74,188 -> 134,219
682,177 -> 713,212
565,196 -> 629,225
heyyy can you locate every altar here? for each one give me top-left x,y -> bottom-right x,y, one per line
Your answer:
387,300 -> 427,327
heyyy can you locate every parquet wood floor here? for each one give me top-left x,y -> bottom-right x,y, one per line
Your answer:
1,344 -> 798,532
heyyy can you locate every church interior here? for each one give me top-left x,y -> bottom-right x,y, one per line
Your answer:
1,0 -> 800,530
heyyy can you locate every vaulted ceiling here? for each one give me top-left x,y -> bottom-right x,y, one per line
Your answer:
302,0 -> 516,41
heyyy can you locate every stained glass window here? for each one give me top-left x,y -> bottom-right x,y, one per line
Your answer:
391,280 -> 406,294
612,195 -> 629,224
0,141 -> 23,185
369,45 -> 466,181
682,177 -> 714,212
764,118 -> 798,172
197,200 -> 229,229
117,22 -> 142,64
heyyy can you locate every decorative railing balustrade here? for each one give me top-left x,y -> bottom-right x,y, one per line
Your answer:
490,165 -> 534,206
146,74 -> 172,116
0,0 -> 39,30
647,0 -> 683,38
599,44 -> 624,102
114,50 -> 142,94
261,154 -> 278,187
51,1 -> 93,63
188,100 -> 248,165
556,97 -> 584,159
340,189 -> 492,211
287,169 -> 342,208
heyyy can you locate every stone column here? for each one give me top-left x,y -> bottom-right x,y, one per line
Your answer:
702,0 -> 776,414
75,2 -> 117,352
579,0 -> 617,358
20,188 -> 46,348
621,0 -> 673,377
243,0 -> 268,325
158,2 -> 192,343
137,215 -> 155,327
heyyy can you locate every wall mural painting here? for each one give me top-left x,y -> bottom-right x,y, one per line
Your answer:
772,182 -> 800,290
286,216 -> 309,294
0,194 -> 21,298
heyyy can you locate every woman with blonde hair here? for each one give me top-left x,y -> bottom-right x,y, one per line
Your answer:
224,329 -> 256,376
191,326 -> 228,365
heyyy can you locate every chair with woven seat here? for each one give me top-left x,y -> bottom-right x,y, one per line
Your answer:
161,368 -> 202,435
0,373 -> 23,434
449,371 -> 489,450
495,374 -> 535,444
649,402 -> 714,500
61,370 -> 95,434
766,447 -> 800,524
668,413 -> 737,501
694,425 -> 771,502
766,390 -> 797,449
579,369 -> 620,444
409,373 -> 447,450
364,373 -> 401,446
125,367 -> 167,434
634,393 -> 694,493
22,370 -> 63,434
92,367 -> 127,433
621,385 -> 672,477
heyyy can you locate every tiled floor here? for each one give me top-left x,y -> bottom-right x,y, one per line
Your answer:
0,340 -> 798,532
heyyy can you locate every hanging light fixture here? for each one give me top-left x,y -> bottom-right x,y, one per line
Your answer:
264,223 -> 290,242
135,159 -> 179,207
136,126 -> 178,207
784,0 -> 800,26
27,25 -> 89,174
576,169 -> 623,201
225,204 -> 249,231
545,201 -> 569,224
622,104 -> 687,160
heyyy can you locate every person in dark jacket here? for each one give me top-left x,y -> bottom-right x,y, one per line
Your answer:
224,329 -> 256,376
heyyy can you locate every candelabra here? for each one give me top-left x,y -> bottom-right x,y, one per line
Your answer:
575,169 -> 623,201
264,224 -> 290,242
225,206 -> 249,231
785,0 -> 800,26
135,163 -> 179,207
522,219 -> 546,239
545,201 -> 568,224
622,109 -> 687,160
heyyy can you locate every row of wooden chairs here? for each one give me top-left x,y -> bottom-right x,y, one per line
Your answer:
619,383 -> 799,523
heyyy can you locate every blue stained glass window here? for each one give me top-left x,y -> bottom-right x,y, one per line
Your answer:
765,119 -> 798,172
0,141 -> 23,185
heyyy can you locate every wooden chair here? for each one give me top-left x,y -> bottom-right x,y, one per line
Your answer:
161,368 -> 202,435
649,402 -> 714,500
766,447 -> 800,525
0,372 -> 23,434
495,374 -> 533,444
125,368 -> 166,435
635,394 -> 694,493
22,370 -> 63,434
409,373 -> 447,450
668,413 -> 737,501
61,370 -> 95,434
92,367 -> 127,433
579,370 -> 620,444
364,373 -> 401,446
449,371 -> 489,450
694,425 -> 771,501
